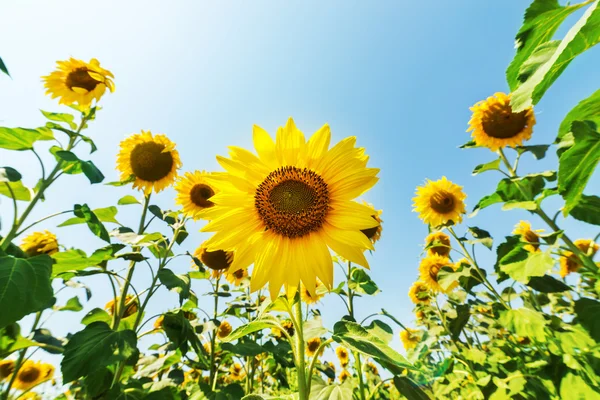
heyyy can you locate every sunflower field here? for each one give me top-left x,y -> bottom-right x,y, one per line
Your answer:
2,0 -> 600,399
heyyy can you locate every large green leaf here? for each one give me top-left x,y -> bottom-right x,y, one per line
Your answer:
221,341 -> 265,357
447,304 -> 471,341
511,1 -> 600,111
161,312 -> 205,362
221,317 -> 279,342
574,298 -> 600,342
61,322 -> 138,382
499,308 -> 547,342
73,204 -> 110,242
309,376 -> 353,400
157,269 -> 191,304
52,149 -> 104,183
558,89 -> 600,141
0,127 -> 54,150
500,250 -> 555,283
569,194 -> 600,225
393,376 -> 432,400
560,373 -> 600,399
349,268 -> 379,295
0,255 -> 55,328
527,275 -> 571,293
0,180 -> 31,201
472,176 -> 545,215
506,0 -> 586,90
558,121 -> 600,214
40,110 -> 77,130
59,206 -> 120,226
51,246 -> 121,277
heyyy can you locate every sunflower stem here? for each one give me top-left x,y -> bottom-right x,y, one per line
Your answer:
292,298 -> 309,400
346,261 -> 367,400
210,276 -> 221,391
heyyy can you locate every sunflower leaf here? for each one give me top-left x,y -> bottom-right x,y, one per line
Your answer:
472,159 -> 501,175
527,275 -> 571,293
55,296 -> 83,312
349,268 -> 380,296
569,194 -> 600,225
0,127 -> 54,151
472,176 -> 546,215
0,56 -> 9,77
500,250 -> 554,283
499,308 -> 547,342
0,167 -> 21,182
574,298 -> 600,342
157,269 -> 191,304
558,89 -> 600,142
516,144 -> 550,160
393,376 -> 432,400
0,180 -> 31,201
59,206 -> 119,226
560,373 -> 600,399
40,110 -> 77,130
71,204 -> 110,243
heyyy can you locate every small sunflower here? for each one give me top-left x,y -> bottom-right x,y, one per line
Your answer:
226,268 -> 248,286
13,360 -> 54,392
42,58 -> 114,107
339,369 -> 351,382
229,363 -> 245,381
194,241 -> 234,272
300,280 -> 326,304
154,311 -> 197,330
203,342 -> 211,354
105,295 -> 138,318
513,221 -> 543,253
20,231 -> 59,257
425,231 -> 451,257
217,320 -> 233,339
415,310 -> 426,321
335,346 -> 350,367
400,329 -> 420,350
559,239 -> 599,278
116,131 -> 181,194
365,361 -> 379,376
306,337 -> 323,357
419,254 -> 457,293
0,359 -> 14,380
408,281 -> 431,304
360,202 -> 383,244
271,319 -> 295,339
20,393 -> 42,400
467,92 -> 536,151
413,177 -> 466,227
175,171 -> 219,220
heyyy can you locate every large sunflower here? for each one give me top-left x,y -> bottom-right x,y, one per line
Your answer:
42,58 -> 115,107
12,360 -> 54,391
513,220 -> 542,253
467,92 -> 536,151
559,239 -> 599,278
20,230 -> 59,257
419,254 -> 457,293
200,118 -> 379,299
413,177 -> 466,227
175,171 -> 219,220
117,131 -> 181,194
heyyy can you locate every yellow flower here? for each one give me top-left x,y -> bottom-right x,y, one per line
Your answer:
229,363 -> 245,381
13,360 -> 54,391
360,202 -> 383,244
194,241 -> 234,272
105,295 -> 138,318
199,118 -> 379,299
425,231 -> 451,257
42,58 -> 114,107
0,359 -> 14,381
175,171 -> 219,220
203,342 -> 211,353
271,320 -> 295,339
365,361 -> 379,376
300,280 -> 326,304
413,177 -> 466,227
400,329 -> 420,350
339,369 -> 351,382
20,393 -> 42,400
116,130 -> 181,194
559,239 -> 599,278
513,221 -> 543,253
20,231 -> 59,257
217,320 -> 232,339
419,254 -> 457,293
408,281 -> 431,304
467,92 -> 536,151
154,311 -> 196,330
415,310 -> 426,321
226,268 -> 248,286
336,346 -> 350,367
183,369 -> 201,384
306,337 -> 323,357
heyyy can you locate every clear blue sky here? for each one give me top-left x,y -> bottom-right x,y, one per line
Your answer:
1,0 -> 599,380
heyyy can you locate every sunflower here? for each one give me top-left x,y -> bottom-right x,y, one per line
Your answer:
175,171 -> 220,220
226,268 -> 248,286
408,281 -> 431,304
425,231 -> 451,257
339,369 -> 351,382
360,202 -> 383,244
42,58 -> 114,107
199,118 -> 379,299
20,393 -> 42,400
154,311 -> 196,330
203,342 -> 211,354
116,131 -> 181,194
306,337 -> 323,357
20,231 -> 59,257
513,221 -> 543,253
105,295 -> 138,318
413,177 -> 466,227
12,360 -> 54,391
300,280 -> 326,304
400,329 -> 420,350
365,361 -> 379,376
0,359 -> 14,380
271,319 -> 295,339
419,254 -> 457,293
229,363 -> 245,381
336,346 -> 350,367
217,320 -> 233,339
559,239 -> 599,278
415,310 -> 426,321
468,92 -> 535,151
194,241 -> 234,271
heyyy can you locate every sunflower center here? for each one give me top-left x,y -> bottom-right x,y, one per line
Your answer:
481,103 -> 528,139
361,215 -> 380,240
308,340 -> 320,352
130,141 -> 174,182
255,166 -> 329,239
190,184 -> 215,208
523,230 -> 540,245
66,68 -> 100,92
233,269 -> 245,279
19,367 -> 41,383
201,249 -> 232,271
429,191 -> 456,214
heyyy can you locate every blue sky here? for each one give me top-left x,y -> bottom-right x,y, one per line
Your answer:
1,0 -> 600,382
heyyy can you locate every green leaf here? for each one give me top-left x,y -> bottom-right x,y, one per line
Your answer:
349,268 -> 379,295
511,1 -> 600,111
494,236 -> 521,283
0,180 -> 31,201
570,194 -> 600,225
516,144 -> 550,160
51,149 -> 104,183
51,245 -> 122,277
500,250 -> 554,283
55,296 -> 83,312
506,0 -> 586,90
61,321 -> 138,382
517,40 -> 560,82
303,317 -> 328,340
221,341 -> 265,357
527,275 -> 571,293
221,318 -> 279,343
0,56 -> 9,77
472,176 -> 545,215
40,110 -> 77,130
0,336 -> 41,358
364,319 -> 394,344
558,89 -> 600,141
73,204 -> 110,243
558,121 -> 600,214
393,376 -> 432,400
472,159 -> 501,175
0,167 -> 21,182
118,195 -> 140,205
574,298 -> 600,342
0,255 -> 55,328
560,373 -> 600,399
157,269 -> 190,304
81,308 -> 112,326
80,160 -> 105,184
161,312 -> 204,360
309,375 -> 353,400
59,206 -> 120,227
467,226 -> 493,249
447,304 -> 470,341
31,328 -> 65,354
0,127 -> 54,150
499,308 -> 547,342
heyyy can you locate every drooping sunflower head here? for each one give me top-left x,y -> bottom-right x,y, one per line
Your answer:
105,294 -> 138,318
200,118 -> 379,299
117,131 -> 181,194
513,220 -> 543,253
225,268 -> 248,286
365,361 -> 379,376
193,241 -> 234,272
42,58 -> 115,107
175,171 -> 219,220
229,363 -> 245,381
413,177 -> 466,227
335,346 -> 350,367
467,92 -> 536,151
408,281 -> 431,304
360,202 -> 383,244
217,320 -> 233,339
20,230 -> 59,257
306,337 -> 322,357
419,254 -> 457,293
400,328 -> 420,351
339,369 -> 351,382
300,280 -> 326,305
0,359 -> 14,380
425,231 -> 451,257
13,360 -> 54,391
559,239 -> 599,278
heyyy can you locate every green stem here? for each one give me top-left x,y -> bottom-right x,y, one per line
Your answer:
306,338 -> 333,395
210,276 -> 221,391
293,298 -> 308,400
4,183 -> 18,227
346,261 -> 367,400
15,210 -> 73,236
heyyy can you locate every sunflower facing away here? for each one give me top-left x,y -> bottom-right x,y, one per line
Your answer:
306,337 -> 323,357
559,239 -> 599,278
400,328 -> 420,350
425,231 -> 451,257
229,363 -> 245,381
105,295 -> 138,318
408,281 -> 431,305
360,202 -> 383,244
117,131 -> 181,194
194,241 -> 234,271
300,280 -> 326,304
336,346 -> 350,367
42,58 -> 114,107
199,118 -> 379,299
175,171 -> 219,220
226,268 -> 248,286
0,359 -> 14,381
468,92 -> 536,151
339,369 -> 351,383
365,361 -> 379,376
513,220 -> 543,253
217,320 -> 233,339
419,254 -> 457,293
413,177 -> 466,227
20,230 -> 59,257
12,360 -> 54,391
